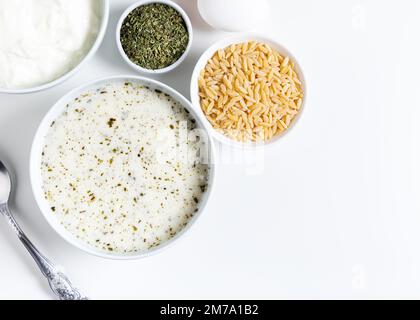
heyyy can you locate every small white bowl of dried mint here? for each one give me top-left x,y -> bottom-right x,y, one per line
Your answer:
116,0 -> 193,75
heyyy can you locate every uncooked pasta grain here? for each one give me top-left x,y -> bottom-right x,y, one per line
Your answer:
198,41 -> 304,142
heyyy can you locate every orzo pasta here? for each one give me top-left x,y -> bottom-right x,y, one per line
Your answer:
198,41 -> 304,142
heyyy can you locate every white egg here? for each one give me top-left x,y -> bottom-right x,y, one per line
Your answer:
197,0 -> 269,32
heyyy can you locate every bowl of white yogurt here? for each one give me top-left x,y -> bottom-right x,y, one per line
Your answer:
0,0 -> 109,94
30,75 -> 216,260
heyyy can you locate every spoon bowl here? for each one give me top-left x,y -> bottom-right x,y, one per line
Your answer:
0,159 -> 86,300
0,161 -> 11,205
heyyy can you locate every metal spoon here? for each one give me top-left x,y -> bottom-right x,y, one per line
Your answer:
0,160 -> 87,300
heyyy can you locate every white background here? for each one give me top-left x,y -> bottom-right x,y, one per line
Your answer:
1,0 -> 420,300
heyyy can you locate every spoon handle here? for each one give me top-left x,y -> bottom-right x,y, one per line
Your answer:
0,204 -> 88,300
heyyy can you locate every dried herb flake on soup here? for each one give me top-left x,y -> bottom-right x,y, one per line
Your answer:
120,3 -> 189,70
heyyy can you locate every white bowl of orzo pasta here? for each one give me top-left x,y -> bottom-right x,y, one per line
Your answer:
190,34 -> 306,148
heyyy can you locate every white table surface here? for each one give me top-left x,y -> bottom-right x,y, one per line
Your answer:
2,0 -> 420,300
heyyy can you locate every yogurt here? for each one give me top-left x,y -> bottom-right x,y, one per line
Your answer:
0,0 -> 100,89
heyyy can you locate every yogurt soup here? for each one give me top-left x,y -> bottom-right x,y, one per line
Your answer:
41,81 -> 210,254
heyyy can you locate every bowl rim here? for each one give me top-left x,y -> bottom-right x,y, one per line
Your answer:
0,0 -> 110,95
116,0 -> 193,75
190,33 -> 307,150
29,75 -> 217,260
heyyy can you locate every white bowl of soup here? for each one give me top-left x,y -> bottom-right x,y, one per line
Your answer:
30,76 -> 216,260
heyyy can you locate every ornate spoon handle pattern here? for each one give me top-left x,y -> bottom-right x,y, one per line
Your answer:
0,204 -> 87,300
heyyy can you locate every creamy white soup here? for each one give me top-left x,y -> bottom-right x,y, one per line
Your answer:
41,82 -> 209,254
